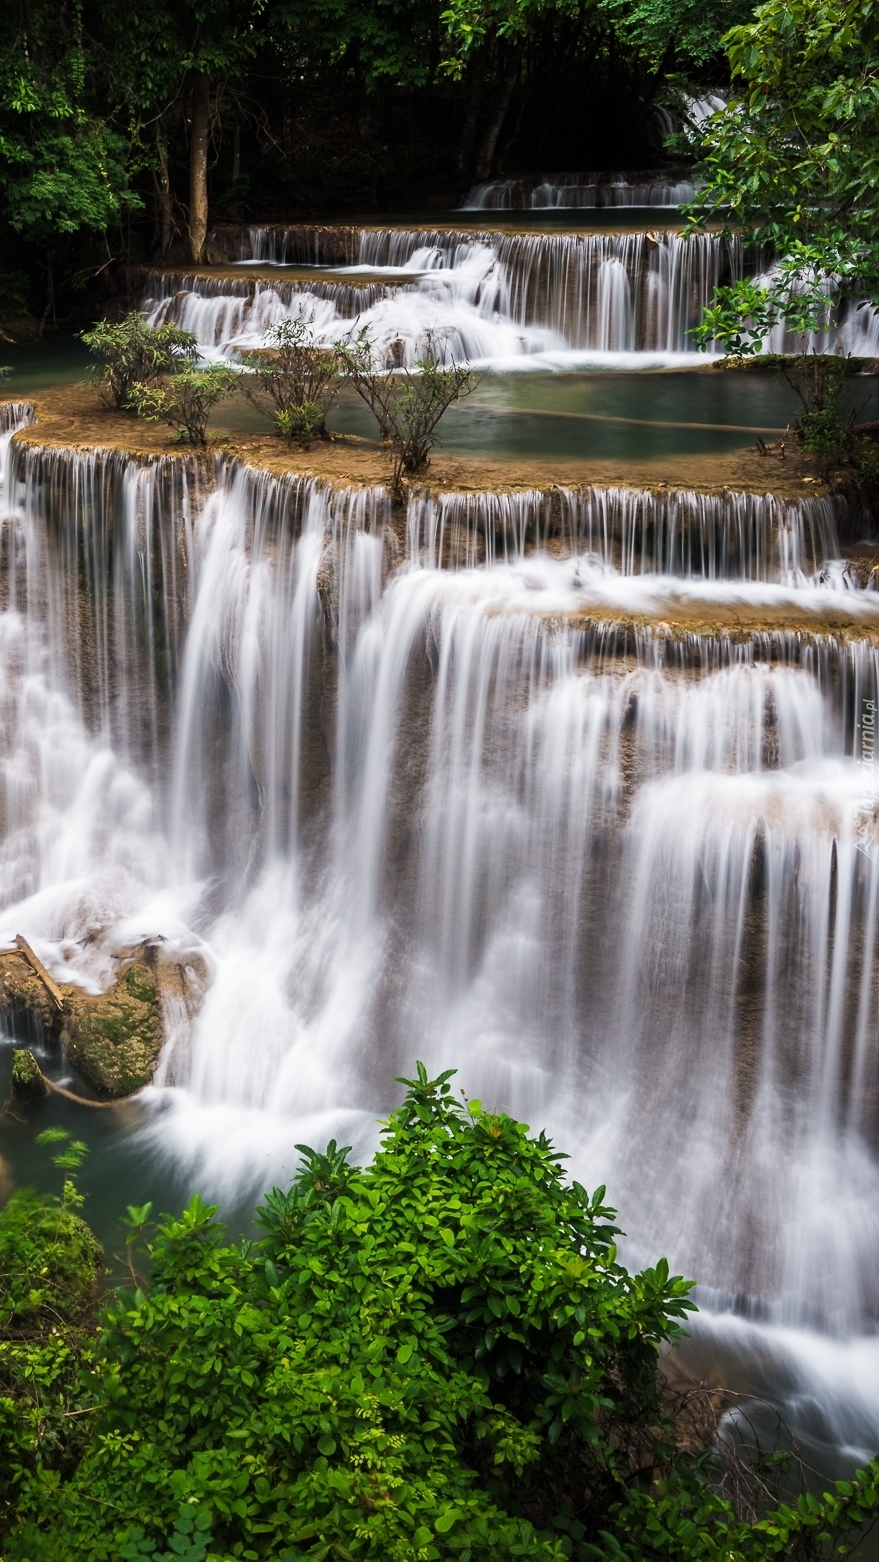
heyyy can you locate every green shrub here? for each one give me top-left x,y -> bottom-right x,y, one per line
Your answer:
0,1132 -> 101,1540
855,435 -> 879,486
238,319 -> 344,445
5,1073 -> 879,1561
338,331 -> 478,498
128,365 -> 237,445
81,313 -> 198,411
7,1066 -> 879,1562
799,406 -> 851,460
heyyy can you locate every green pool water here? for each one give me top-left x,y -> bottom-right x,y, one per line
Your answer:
7,339 -> 878,465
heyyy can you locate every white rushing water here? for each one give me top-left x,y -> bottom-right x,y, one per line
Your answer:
175,219 -> 879,364
460,172 -> 698,209
146,228 -> 740,365
3,418 -> 879,1464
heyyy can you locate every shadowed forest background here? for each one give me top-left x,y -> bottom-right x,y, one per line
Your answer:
0,0 -> 745,332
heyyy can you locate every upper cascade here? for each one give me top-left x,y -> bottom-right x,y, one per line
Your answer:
460,170 -> 698,209
147,224 -> 743,363
147,219 -> 879,363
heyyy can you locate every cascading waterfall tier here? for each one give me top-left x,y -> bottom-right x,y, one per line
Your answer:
188,218 -> 879,359
4,439 -> 203,778
461,171 -> 697,209
154,224 -> 742,360
3,431 -> 879,1460
406,485 -> 851,581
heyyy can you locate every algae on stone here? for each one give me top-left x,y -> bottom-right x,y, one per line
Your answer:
10,1048 -> 49,1101
63,962 -> 162,1098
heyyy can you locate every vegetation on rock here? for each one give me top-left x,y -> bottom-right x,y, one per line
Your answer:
9,1049 -> 48,1102
62,961 -> 163,1097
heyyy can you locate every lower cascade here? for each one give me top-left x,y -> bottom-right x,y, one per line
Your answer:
3,416 -> 879,1458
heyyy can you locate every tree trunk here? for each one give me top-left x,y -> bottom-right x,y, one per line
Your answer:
189,72 -> 211,264
155,131 -> 173,256
472,69 -> 517,182
232,121 -> 241,187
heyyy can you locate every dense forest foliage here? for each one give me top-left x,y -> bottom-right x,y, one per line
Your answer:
0,0 -> 752,329
3,1068 -> 879,1561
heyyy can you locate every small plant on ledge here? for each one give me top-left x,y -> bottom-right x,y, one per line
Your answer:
693,273 -> 879,481
338,327 -> 479,500
81,312 -> 198,411
238,316 -> 344,445
128,364 -> 238,445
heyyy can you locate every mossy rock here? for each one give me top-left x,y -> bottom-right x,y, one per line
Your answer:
0,1188 -> 103,1326
63,962 -> 162,1098
0,950 -> 62,1039
11,1047 -> 49,1101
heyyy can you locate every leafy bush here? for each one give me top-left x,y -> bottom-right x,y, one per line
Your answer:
81,313 -> 198,411
0,1131 -> 101,1540
128,365 -> 238,445
5,1071 -> 879,1561
705,344 -> 866,473
238,319 -> 344,445
855,435 -> 879,488
338,331 -> 478,498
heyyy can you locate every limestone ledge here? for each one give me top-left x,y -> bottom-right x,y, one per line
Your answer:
6,382 -> 828,500
548,609 -> 879,645
5,386 -> 879,646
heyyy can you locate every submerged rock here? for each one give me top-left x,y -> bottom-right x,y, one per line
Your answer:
63,962 -> 162,1098
10,1047 -> 50,1101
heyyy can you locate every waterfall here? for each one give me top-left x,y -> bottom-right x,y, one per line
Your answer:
197,217 -> 878,361
3,435 -> 879,1454
5,441 -> 200,778
0,402 -> 34,464
766,292 -> 879,358
461,172 -> 698,209
144,228 -> 740,362
406,486 -> 848,581
144,271 -> 393,350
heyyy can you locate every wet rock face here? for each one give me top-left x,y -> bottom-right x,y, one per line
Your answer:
63,962 -> 162,1098
0,937 -> 208,1099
